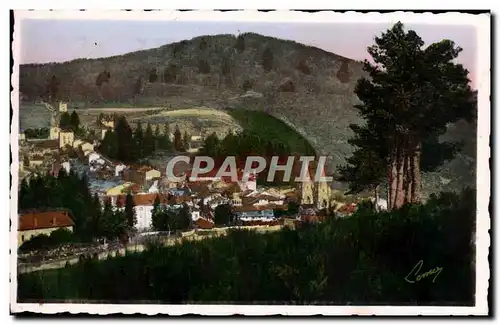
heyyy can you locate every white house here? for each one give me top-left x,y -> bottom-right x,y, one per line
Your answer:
148,180 -> 160,194
144,168 -> 161,181
114,194 -> 167,231
237,172 -> 257,192
61,161 -> 71,174
115,164 -> 127,177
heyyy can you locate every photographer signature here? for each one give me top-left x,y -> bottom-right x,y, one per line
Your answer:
404,260 -> 443,284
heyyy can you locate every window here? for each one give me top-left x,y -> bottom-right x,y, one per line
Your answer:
21,235 -> 25,241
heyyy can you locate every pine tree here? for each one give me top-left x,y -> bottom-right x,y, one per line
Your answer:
125,191 -> 136,232
59,112 -> 71,130
157,123 -> 172,150
200,132 -> 220,157
91,193 -> 102,237
46,75 -> 60,101
70,111 -> 80,132
114,116 -> 136,163
173,125 -> 182,151
262,47 -> 274,72
182,130 -> 190,151
339,22 -> 476,210
235,34 -> 245,52
151,195 -> 162,229
154,124 -> 161,138
134,121 -> 144,159
144,122 -> 155,156
214,204 -> 232,226
99,130 -> 119,159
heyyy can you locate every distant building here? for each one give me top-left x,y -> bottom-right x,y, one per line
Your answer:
59,130 -> 74,148
297,166 -> 332,209
233,206 -> 276,222
101,116 -> 115,129
59,102 -> 68,113
30,139 -> 59,156
29,155 -> 44,168
143,167 -> 161,181
105,182 -> 141,196
49,126 -> 60,140
18,210 -> 75,247
73,139 -> 94,155
114,193 -> 169,231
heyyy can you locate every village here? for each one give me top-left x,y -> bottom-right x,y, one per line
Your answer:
17,101 -> 367,268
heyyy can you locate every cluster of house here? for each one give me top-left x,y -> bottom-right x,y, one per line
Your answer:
17,103 -> 367,248
19,102 -> 98,179
18,145 -> 349,246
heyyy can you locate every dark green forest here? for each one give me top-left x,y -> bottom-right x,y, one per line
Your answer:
18,171 -> 134,245
18,188 -> 475,305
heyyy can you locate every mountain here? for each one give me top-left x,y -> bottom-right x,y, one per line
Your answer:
18,32 -> 476,196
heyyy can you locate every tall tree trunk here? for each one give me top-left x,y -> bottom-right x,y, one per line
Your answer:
394,148 -> 405,209
374,185 -> 380,212
411,141 -> 422,203
388,155 -> 397,210
403,150 -> 413,204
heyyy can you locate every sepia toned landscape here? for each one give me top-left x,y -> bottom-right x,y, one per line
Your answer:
12,12 -> 485,311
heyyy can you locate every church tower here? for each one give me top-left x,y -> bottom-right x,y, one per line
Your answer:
49,113 -> 60,140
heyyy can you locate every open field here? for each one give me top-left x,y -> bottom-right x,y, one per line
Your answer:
225,108 -> 317,156
82,107 -> 164,113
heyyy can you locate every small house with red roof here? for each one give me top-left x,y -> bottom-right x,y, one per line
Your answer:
18,210 -> 75,247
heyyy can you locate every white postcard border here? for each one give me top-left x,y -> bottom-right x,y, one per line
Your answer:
10,10 -> 491,316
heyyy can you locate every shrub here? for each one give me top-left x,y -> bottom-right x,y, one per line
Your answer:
148,68 -> 158,83
296,59 -> 311,74
163,64 -> 178,83
49,228 -> 75,244
198,60 -> 211,74
18,189 -> 475,304
234,34 -> 245,52
336,60 -> 350,83
95,70 -> 111,87
19,234 -> 51,252
19,228 -> 76,252
221,57 -> 231,76
199,37 -> 208,51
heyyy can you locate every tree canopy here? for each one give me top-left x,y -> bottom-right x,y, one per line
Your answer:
338,22 -> 476,210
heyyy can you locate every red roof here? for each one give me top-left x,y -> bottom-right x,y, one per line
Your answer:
186,168 -> 256,183
195,218 -> 214,229
186,156 -> 329,182
19,211 -> 75,231
233,204 -> 288,212
115,193 -> 169,206
338,203 -> 357,214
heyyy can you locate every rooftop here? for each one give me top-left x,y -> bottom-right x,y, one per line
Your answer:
19,210 -> 75,231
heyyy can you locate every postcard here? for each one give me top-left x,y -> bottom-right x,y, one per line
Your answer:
10,10 -> 490,316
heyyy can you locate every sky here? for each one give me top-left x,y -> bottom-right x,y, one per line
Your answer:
20,20 -> 478,87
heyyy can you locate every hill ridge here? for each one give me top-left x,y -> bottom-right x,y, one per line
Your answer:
18,32 -> 475,196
